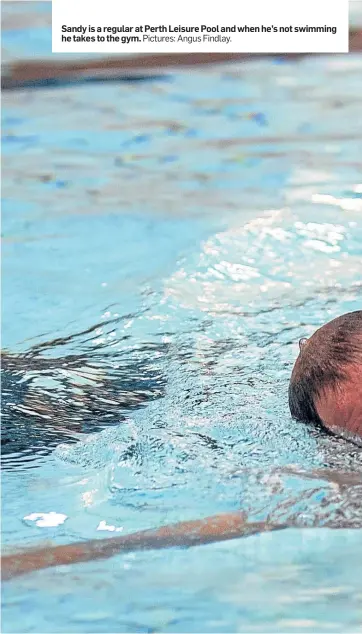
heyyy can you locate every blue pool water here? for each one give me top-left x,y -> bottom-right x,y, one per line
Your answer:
2,5 -> 362,632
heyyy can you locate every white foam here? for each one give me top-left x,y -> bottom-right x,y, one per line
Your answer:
23,512 -> 68,527
97,520 -> 123,532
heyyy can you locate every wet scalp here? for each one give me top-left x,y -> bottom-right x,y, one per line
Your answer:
289,311 -> 362,425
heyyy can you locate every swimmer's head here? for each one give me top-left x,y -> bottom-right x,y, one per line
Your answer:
289,311 -> 362,439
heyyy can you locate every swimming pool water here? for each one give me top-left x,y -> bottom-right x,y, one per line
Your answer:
2,10 -> 362,631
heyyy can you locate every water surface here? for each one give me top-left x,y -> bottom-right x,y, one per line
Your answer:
2,34 -> 362,633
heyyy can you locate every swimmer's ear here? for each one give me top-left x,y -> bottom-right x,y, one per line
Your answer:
299,338 -> 308,352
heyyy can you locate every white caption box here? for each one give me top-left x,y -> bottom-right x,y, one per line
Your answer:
52,0 -> 349,54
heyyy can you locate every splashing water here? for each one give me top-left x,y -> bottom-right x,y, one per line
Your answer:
2,49 -> 362,632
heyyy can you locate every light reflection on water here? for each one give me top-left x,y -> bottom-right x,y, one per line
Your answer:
2,51 -> 362,632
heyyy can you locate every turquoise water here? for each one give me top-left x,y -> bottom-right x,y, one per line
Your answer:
2,5 -> 362,631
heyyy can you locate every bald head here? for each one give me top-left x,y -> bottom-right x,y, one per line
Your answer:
289,311 -> 362,439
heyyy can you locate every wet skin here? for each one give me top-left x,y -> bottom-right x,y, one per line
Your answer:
291,313 -> 362,440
